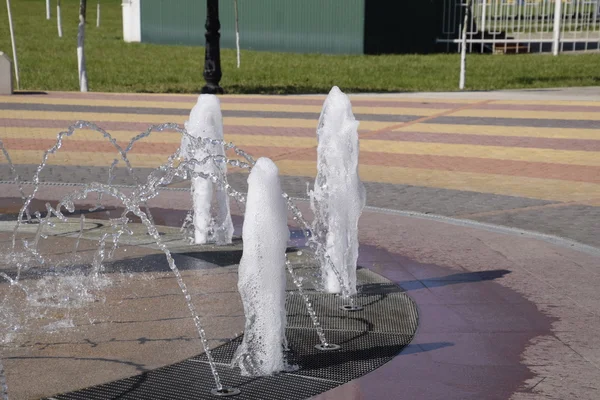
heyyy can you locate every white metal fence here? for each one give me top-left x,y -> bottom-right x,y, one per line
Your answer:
438,0 -> 600,54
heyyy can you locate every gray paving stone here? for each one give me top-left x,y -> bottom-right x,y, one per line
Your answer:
471,204 -> 600,248
428,116 -> 600,129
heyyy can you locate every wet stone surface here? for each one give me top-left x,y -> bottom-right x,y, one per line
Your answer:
0,217 -> 418,400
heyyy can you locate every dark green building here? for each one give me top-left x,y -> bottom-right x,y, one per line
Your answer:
140,0 -> 445,54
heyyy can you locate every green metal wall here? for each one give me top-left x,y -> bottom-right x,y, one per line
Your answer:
140,0 -> 365,54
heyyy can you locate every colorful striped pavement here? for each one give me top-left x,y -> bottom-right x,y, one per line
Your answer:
0,91 -> 599,247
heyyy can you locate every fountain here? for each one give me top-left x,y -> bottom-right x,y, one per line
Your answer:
182,95 -> 234,245
0,96 -> 338,396
310,86 -> 366,297
231,158 -> 291,376
0,88 -> 417,400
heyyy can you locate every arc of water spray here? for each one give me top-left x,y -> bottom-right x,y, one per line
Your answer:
26,140 -> 264,391
42,182 -> 227,391
11,122 -> 177,249
73,214 -> 85,254
136,136 -> 339,350
6,116 -> 350,294
179,148 -> 338,349
1,119 -> 348,392
0,139 -> 30,220
283,193 -> 356,305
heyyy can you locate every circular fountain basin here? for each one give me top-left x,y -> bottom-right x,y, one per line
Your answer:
1,215 -> 418,400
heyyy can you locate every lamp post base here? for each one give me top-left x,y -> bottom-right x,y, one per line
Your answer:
201,83 -> 224,95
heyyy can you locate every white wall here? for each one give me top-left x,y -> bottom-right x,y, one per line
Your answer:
122,0 -> 141,42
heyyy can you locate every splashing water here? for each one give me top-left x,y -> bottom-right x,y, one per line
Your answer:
309,86 -> 366,296
183,95 -> 234,245
0,89 -> 361,395
231,158 -> 292,376
0,125 -> 324,391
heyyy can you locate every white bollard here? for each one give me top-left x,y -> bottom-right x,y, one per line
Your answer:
57,0 -> 63,37
77,13 -> 88,92
0,52 -> 13,95
552,0 -> 563,56
5,0 -> 19,90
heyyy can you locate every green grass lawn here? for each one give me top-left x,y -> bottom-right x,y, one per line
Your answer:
1,0 -> 599,94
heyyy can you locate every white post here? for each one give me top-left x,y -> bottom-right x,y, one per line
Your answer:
78,1 -> 88,92
46,0 -> 51,19
6,0 -> 20,90
57,0 -> 62,37
459,1 -> 470,90
234,0 -> 240,68
552,0 -> 562,56
96,0 -> 100,27
481,0 -> 487,34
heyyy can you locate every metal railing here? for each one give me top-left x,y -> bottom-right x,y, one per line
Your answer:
438,0 -> 600,54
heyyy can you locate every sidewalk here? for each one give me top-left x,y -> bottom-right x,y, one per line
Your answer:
0,89 -> 599,399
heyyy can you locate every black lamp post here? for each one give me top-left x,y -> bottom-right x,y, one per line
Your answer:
201,0 -> 224,94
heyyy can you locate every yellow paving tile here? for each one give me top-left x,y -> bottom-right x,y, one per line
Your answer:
0,97 -> 448,116
5,125 -> 599,167
223,135 -> 314,148
274,160 -> 600,203
360,140 -> 600,167
0,128 -> 316,150
5,149 -> 169,169
6,147 -> 600,203
348,96 -> 480,104
452,108 -> 600,121
0,110 -> 187,124
394,123 -> 600,140
223,117 -> 391,130
0,97 -> 196,109
0,128 -> 317,157
350,107 -> 445,116
0,110 -> 394,131
0,127 -> 182,143
493,100 -> 600,107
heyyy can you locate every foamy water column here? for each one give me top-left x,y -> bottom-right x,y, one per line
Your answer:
182,95 -> 233,245
310,86 -> 366,295
232,158 -> 290,376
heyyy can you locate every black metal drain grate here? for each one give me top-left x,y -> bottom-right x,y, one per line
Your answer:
46,268 -> 418,400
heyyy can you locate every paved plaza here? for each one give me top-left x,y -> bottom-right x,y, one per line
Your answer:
0,88 -> 599,399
